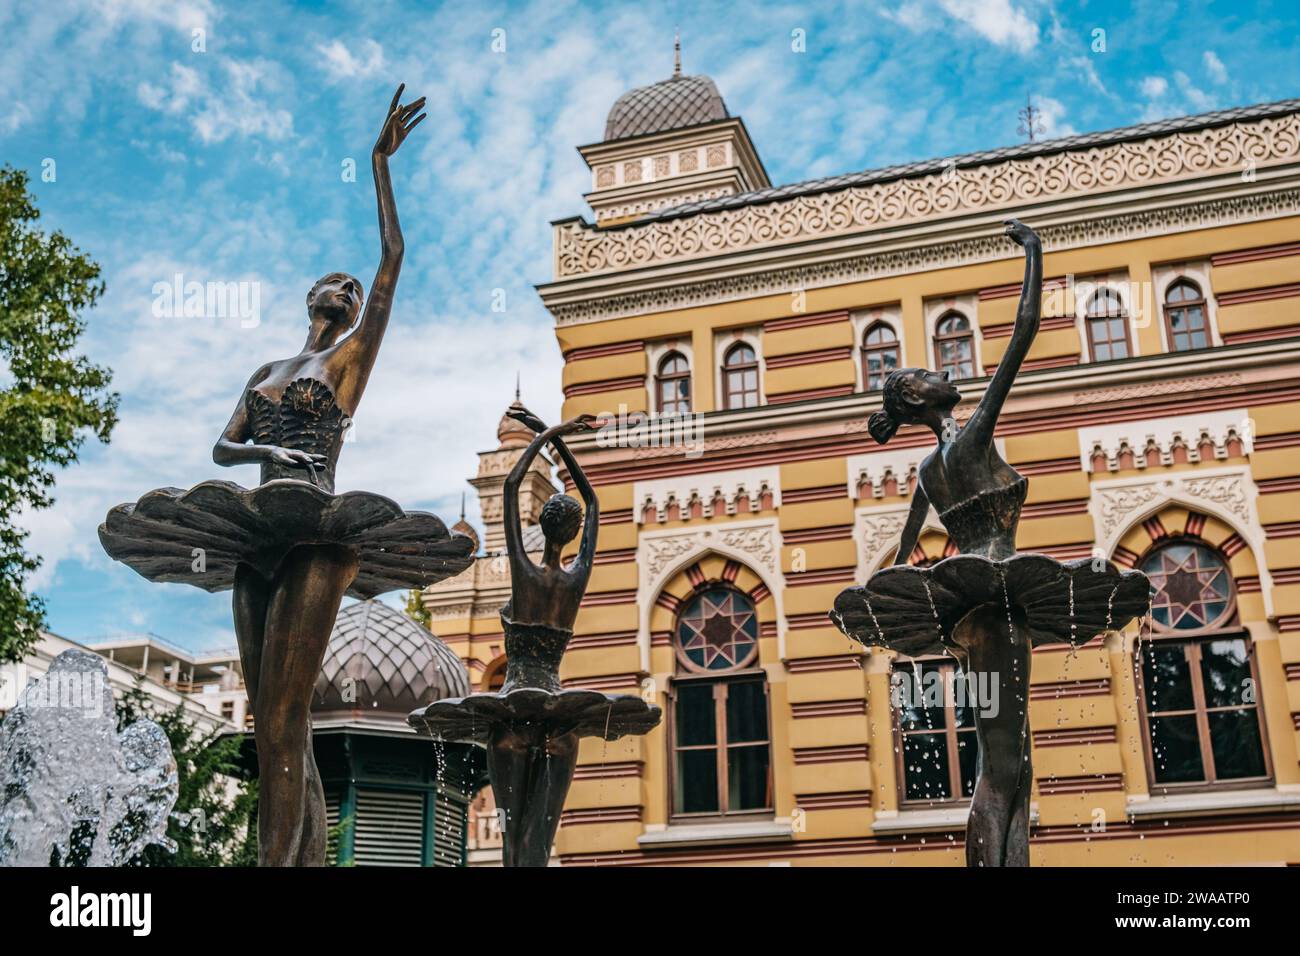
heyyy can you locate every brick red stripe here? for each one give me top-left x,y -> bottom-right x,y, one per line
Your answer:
786,655 -> 862,673
768,384 -> 856,404
1216,283 -> 1300,306
782,483 -> 846,503
1185,512 -> 1207,537
1221,532 -> 1248,556
563,340 -> 644,361
1211,241 -> 1300,265
793,744 -> 870,765
563,375 -> 644,398
788,566 -> 857,586
1029,678 -> 1110,700
764,310 -> 849,332
749,582 -> 771,603
795,790 -> 872,809
1037,773 -> 1124,795
593,548 -> 637,565
791,699 -> 867,718
782,524 -> 853,544
1032,726 -> 1117,747
765,346 -> 853,369
721,559 -> 742,583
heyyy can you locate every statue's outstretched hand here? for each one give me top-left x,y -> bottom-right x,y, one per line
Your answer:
505,404 -> 548,434
374,84 -> 427,157
561,414 -> 600,435
1004,218 -> 1040,247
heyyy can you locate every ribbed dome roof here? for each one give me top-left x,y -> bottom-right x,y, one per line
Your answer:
497,400 -> 534,450
604,74 -> 728,142
313,600 -> 469,716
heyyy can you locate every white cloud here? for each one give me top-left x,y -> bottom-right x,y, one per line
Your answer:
1203,50 -> 1228,84
1141,76 -> 1169,98
939,0 -> 1040,53
317,39 -> 385,79
1034,95 -> 1076,138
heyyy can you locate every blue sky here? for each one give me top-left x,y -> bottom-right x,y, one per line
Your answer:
3,0 -> 1297,652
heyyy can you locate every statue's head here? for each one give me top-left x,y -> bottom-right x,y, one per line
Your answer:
868,368 -> 961,443
540,493 -> 583,547
307,272 -> 363,330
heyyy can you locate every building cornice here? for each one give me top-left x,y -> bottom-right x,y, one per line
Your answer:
539,105 -> 1300,323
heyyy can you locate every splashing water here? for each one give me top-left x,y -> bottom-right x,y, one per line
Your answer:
0,650 -> 178,866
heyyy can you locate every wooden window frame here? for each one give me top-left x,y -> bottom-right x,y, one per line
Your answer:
932,311 -> 977,380
1133,539 -> 1273,793
1084,287 -> 1134,362
891,657 -> 979,807
721,342 -> 760,410
861,320 -> 900,392
655,350 -> 692,414
667,669 -> 774,823
1162,280 -> 1211,353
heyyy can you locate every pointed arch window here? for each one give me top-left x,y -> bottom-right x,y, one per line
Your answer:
933,312 -> 976,380
861,321 -> 900,391
722,343 -> 760,409
655,351 -> 691,414
669,584 -> 771,818
1085,287 -> 1132,361
1164,280 -> 1210,352
1136,539 -> 1270,788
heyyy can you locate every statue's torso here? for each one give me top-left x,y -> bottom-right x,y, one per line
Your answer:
245,376 -> 351,492
920,438 -> 1027,560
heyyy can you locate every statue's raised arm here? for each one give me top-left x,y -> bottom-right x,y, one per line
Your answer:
332,85 -> 426,411
962,218 -> 1042,447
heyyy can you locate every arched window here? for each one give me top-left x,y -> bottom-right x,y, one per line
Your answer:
670,585 -> 771,818
655,351 -> 691,414
933,312 -> 976,380
721,343 -> 760,409
1164,280 -> 1209,352
1136,539 -> 1270,788
861,321 -> 899,391
1085,288 -> 1131,361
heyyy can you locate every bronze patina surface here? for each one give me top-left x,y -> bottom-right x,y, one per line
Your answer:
830,220 -> 1150,867
100,87 -> 475,867
410,410 -> 661,867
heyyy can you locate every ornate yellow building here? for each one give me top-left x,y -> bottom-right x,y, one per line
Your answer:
426,65 -> 1300,866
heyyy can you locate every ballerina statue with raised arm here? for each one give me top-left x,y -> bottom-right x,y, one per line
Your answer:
830,219 -> 1149,867
409,405 -> 661,867
99,86 -> 476,867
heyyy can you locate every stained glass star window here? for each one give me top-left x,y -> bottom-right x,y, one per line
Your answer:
1142,542 -> 1232,631
677,587 -> 759,671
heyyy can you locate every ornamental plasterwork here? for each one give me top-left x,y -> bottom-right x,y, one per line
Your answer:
1077,408 -> 1252,472
1072,372 -> 1245,406
547,189 -> 1300,326
633,465 -> 781,524
637,519 -> 786,666
1088,466 -> 1273,616
555,112 -> 1300,279
853,504 -> 943,581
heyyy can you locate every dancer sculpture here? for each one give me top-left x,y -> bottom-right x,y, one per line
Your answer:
99,86 -> 476,866
830,219 -> 1149,867
410,406 -> 661,866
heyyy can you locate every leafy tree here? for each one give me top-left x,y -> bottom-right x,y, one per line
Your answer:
115,681 -> 258,867
0,165 -> 118,661
404,587 -> 432,629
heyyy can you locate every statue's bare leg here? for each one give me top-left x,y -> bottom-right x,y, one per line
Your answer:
953,604 -> 1032,867
255,544 -> 358,867
487,726 -> 579,867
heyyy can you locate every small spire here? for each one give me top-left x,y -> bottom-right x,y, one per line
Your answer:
514,371 -> 521,401
673,30 -> 681,77
460,491 -> 466,521
1017,93 -> 1044,143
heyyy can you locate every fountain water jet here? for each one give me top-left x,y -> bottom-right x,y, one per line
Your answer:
0,650 -> 178,866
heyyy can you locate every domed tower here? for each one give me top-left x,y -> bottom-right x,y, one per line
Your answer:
581,37 -> 769,225
308,600 -> 484,867
469,396 -> 558,554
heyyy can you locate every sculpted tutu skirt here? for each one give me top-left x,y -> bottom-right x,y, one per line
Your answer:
830,553 -> 1151,658
98,478 -> 476,599
408,612 -> 662,743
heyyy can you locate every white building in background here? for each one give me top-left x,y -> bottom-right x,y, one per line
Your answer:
0,630 -> 239,734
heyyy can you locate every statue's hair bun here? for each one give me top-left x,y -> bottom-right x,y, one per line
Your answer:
868,410 -> 898,444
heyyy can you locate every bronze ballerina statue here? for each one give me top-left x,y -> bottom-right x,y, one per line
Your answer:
99,86 -> 476,867
410,407 -> 661,867
830,219 -> 1149,867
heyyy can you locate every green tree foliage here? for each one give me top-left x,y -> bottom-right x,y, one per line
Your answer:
115,681 -> 257,867
404,587 -> 432,629
0,165 -> 118,661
